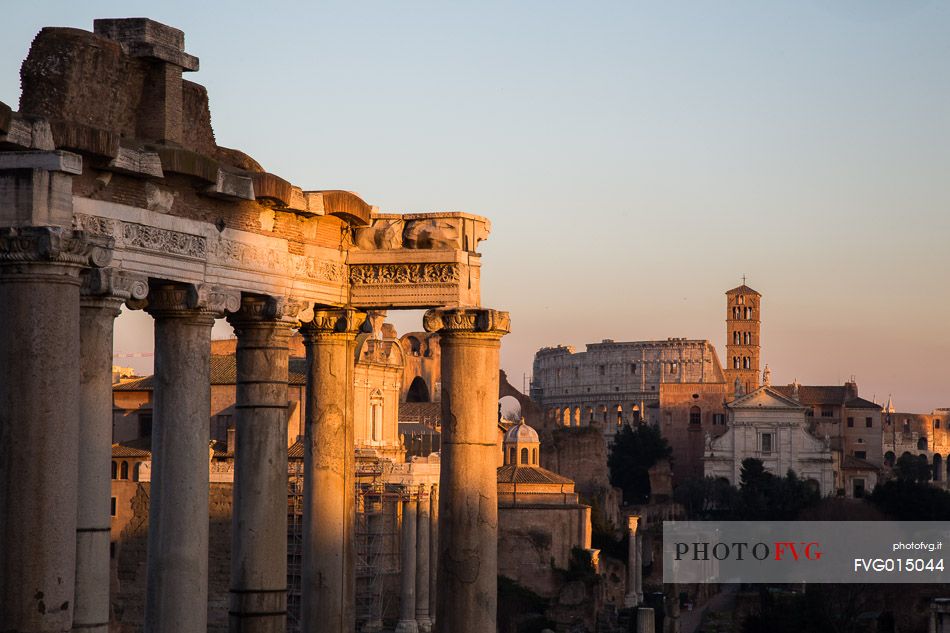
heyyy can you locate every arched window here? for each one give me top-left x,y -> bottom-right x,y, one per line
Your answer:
120,461 -> 129,480
111,461 -> 117,480
406,376 -> 430,403
133,462 -> 141,482
918,437 -> 928,451
733,357 -> 740,369
884,451 -> 895,467
407,336 -> 421,355
743,357 -> 750,369
532,448 -> 538,465
689,406 -> 701,425
508,448 -> 515,464
520,448 -> 528,465
733,332 -> 740,345
934,454 -> 943,482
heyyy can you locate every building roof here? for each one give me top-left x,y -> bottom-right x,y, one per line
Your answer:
288,439 -> 304,460
504,421 -> 539,444
496,464 -> 574,485
112,443 -> 151,458
841,454 -> 880,472
773,385 -> 843,406
726,284 -> 760,296
844,397 -> 880,410
398,401 -> 441,424
113,355 -> 308,391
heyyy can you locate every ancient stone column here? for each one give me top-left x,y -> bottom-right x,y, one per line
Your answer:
0,221 -> 111,633
636,528 -> 645,603
75,269 -> 147,633
637,607 -> 655,633
415,485 -> 432,633
423,308 -> 510,633
299,309 -> 367,633
396,491 -> 418,633
428,484 -> 439,631
227,296 -> 299,633
624,515 -> 641,608
144,282 -> 239,633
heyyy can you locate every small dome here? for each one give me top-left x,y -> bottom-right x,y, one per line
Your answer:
504,420 -> 539,444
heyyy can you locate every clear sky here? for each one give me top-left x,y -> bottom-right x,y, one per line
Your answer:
2,2 -> 948,411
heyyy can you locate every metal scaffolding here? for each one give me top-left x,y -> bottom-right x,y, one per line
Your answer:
287,462 -> 404,633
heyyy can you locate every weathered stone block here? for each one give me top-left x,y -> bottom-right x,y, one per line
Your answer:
204,169 -> 254,200
0,151 -> 79,228
93,18 -> 198,70
105,145 -> 164,178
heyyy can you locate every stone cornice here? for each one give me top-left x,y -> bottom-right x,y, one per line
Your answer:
423,308 -> 510,337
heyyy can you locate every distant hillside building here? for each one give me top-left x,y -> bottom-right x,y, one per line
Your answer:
704,386 -> 836,496
530,338 -> 726,435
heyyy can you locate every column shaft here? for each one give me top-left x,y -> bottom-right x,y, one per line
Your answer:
424,308 -> 509,633
228,298 -> 293,633
144,288 -> 217,633
625,516 -> 640,608
396,494 -> 418,633
300,310 -> 365,633
74,299 -> 122,633
428,485 -> 438,631
0,233 -> 87,632
415,486 -> 431,633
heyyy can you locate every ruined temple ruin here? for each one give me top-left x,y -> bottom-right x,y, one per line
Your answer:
0,17 -> 508,633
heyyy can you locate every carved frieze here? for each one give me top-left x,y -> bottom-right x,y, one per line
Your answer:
74,213 -> 205,259
349,263 -> 460,286
73,212 -> 347,284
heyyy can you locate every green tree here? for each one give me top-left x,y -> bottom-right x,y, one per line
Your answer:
894,453 -> 932,483
608,423 -> 672,504
868,478 -> 950,520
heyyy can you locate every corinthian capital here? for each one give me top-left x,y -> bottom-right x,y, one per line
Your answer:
300,308 -> 369,338
0,226 -> 113,268
144,282 -> 240,318
81,268 -> 149,307
423,307 -> 510,337
228,295 -> 313,326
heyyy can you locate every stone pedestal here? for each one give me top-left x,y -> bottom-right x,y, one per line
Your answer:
0,226 -> 109,633
415,485 -> 432,633
227,296 -> 296,633
637,607 -> 655,633
75,269 -> 146,633
396,493 -> 418,633
624,516 -> 641,608
424,308 -> 509,633
144,282 -> 237,633
299,309 -> 366,633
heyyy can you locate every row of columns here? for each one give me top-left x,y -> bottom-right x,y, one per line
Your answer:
390,484 -> 437,633
0,210 -> 509,632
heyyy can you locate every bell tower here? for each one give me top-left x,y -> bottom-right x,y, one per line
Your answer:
724,280 -> 761,398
